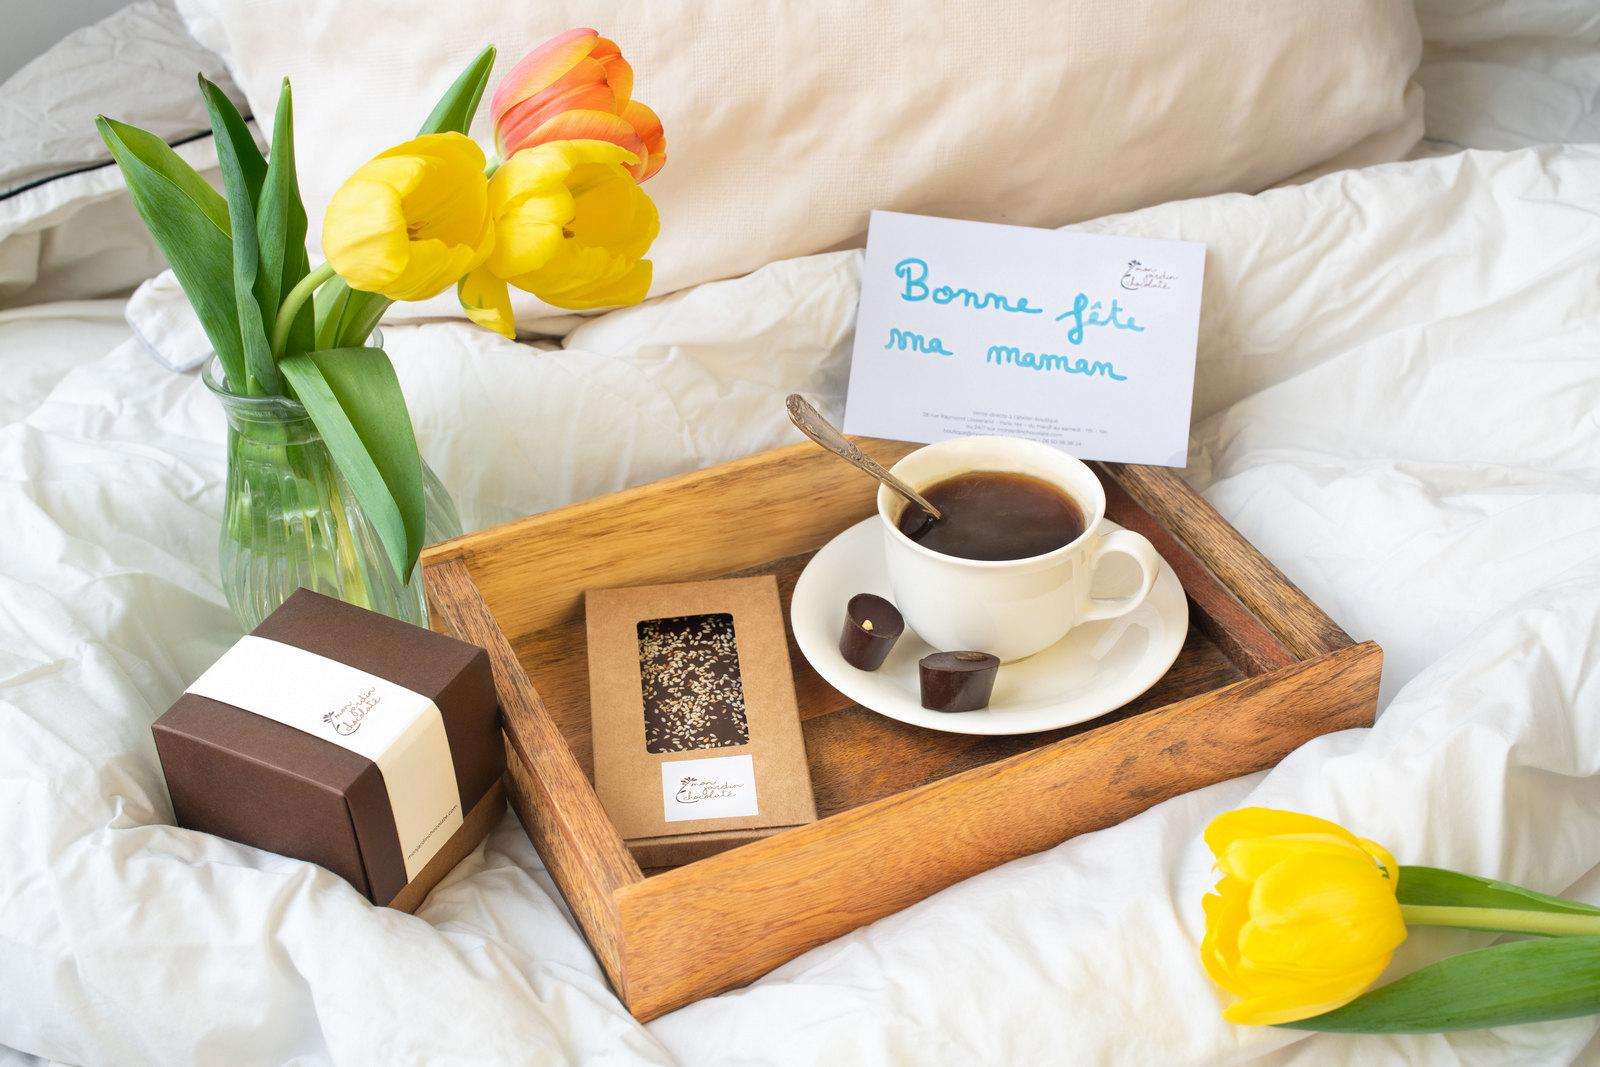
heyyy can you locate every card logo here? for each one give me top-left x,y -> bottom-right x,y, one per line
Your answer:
323,685 -> 379,736
1120,258 -> 1176,292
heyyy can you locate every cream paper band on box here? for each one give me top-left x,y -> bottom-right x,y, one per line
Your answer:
185,635 -> 463,881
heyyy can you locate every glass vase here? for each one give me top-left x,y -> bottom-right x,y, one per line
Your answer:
202,344 -> 463,631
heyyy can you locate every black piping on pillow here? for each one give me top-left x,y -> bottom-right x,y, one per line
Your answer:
0,127 -> 236,203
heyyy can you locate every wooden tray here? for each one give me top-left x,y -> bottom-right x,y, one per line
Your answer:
421,439 -> 1381,1021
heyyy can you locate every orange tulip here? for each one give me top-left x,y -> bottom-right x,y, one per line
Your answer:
491,28 -> 666,182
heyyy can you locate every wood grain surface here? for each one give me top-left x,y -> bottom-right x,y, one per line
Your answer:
1098,472 -> 1297,676
421,439 -> 1380,1021
425,559 -> 641,987
614,640 -> 1382,1020
1100,463 -> 1353,660
507,549 -> 1245,818
421,439 -> 921,642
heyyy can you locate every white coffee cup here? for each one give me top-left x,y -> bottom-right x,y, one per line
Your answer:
877,436 -> 1162,662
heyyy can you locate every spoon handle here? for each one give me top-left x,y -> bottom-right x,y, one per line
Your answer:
785,395 -> 943,520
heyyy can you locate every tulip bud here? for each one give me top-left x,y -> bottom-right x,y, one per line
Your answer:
491,29 -> 666,182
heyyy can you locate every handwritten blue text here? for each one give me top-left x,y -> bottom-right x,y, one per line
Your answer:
895,258 -> 1044,316
986,345 -> 1127,380
885,327 -> 954,356
1054,293 -> 1144,346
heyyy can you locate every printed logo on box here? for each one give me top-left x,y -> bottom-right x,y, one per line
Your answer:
322,685 -> 380,735
661,754 -> 759,822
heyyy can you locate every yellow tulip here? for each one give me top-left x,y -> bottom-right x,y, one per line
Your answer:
1200,808 -> 1407,1026
323,133 -> 494,301
457,139 -> 658,335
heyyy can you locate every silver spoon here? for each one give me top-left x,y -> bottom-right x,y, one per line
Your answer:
785,394 -> 942,522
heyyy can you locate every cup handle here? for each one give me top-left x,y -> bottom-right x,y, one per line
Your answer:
1080,529 -> 1161,623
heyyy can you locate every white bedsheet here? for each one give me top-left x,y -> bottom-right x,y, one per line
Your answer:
4,144 -> 1600,1065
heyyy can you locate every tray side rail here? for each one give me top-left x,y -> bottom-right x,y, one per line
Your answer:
611,640 -> 1382,1021
425,559 -> 643,991
1098,471 -> 1296,676
1099,463 -> 1353,661
420,440 -> 922,643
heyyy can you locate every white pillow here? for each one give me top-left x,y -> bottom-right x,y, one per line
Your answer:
1414,0 -> 1600,150
177,0 -> 1422,332
0,1 -> 250,307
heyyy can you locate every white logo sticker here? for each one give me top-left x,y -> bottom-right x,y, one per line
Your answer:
660,754 -> 759,822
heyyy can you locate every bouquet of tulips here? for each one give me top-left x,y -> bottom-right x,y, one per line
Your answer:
96,31 -> 665,587
1202,808 -> 1600,1032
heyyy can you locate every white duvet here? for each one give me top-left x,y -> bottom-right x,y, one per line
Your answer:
4,143 -> 1600,1065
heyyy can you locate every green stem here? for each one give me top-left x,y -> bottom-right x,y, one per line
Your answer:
272,261 -> 337,358
1401,904 -> 1600,937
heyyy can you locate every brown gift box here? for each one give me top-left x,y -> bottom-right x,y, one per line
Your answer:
586,576 -> 818,867
152,588 -> 504,910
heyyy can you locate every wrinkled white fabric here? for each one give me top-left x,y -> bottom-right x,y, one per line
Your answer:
0,1 -> 245,306
4,144 -> 1600,1064
0,1 -> 240,193
1415,0 -> 1600,150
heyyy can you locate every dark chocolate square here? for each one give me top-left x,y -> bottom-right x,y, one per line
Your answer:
636,613 -> 750,753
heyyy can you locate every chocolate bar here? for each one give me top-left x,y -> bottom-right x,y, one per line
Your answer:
638,613 -> 750,753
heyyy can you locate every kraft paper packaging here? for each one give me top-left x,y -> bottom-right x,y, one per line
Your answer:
587,576 -> 817,867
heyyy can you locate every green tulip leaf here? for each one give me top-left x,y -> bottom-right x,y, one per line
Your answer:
420,44 -> 498,140
314,45 -> 497,349
314,277 -> 391,352
1399,866 -> 1600,918
95,116 -> 245,387
278,347 -> 424,583
1286,935 -> 1600,1033
256,79 -> 313,361
200,75 -> 278,395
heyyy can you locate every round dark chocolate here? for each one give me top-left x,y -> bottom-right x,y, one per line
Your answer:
918,650 -> 1000,712
839,593 -> 904,671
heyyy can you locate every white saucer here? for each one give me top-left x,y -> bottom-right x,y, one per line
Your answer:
790,517 -> 1189,735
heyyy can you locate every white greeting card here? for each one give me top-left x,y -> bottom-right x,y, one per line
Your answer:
842,211 -> 1205,466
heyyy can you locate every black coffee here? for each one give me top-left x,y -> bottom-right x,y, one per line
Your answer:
897,471 -> 1084,561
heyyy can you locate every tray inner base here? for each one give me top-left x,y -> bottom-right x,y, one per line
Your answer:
511,551 -> 1243,866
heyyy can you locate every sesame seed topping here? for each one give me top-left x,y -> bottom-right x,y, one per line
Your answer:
636,613 -> 750,754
